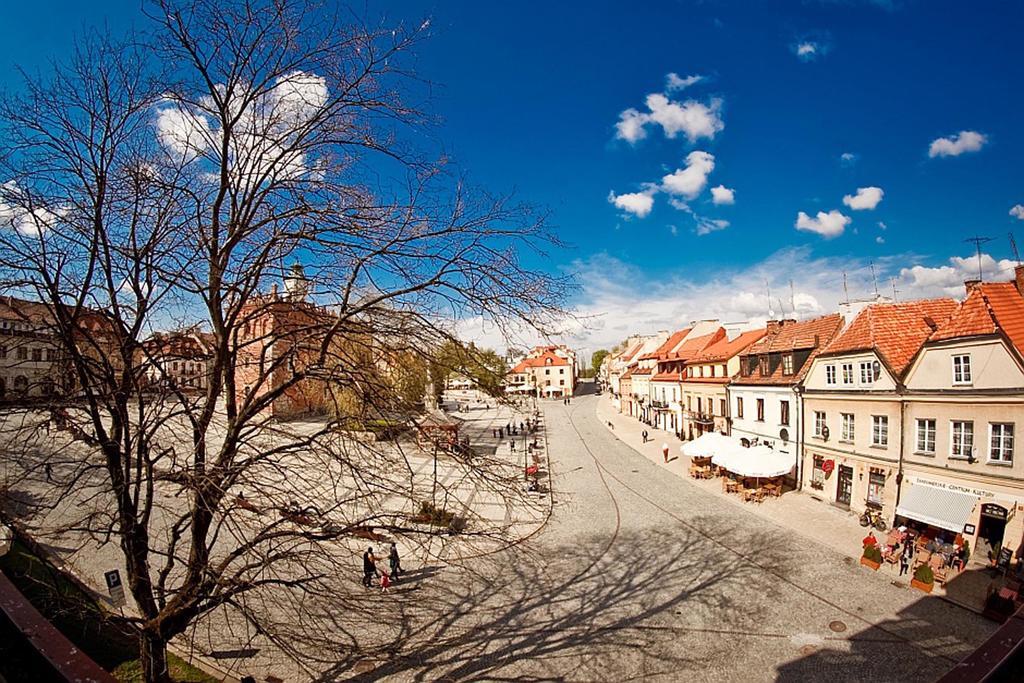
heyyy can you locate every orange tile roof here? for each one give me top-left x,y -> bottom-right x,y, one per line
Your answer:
510,350 -> 569,373
639,327 -> 692,360
930,282 -> 1024,357
632,367 -> 653,376
735,314 -> 846,385
820,298 -> 957,378
651,371 -> 680,382
690,329 -> 767,363
666,329 -> 725,360
619,341 -> 645,363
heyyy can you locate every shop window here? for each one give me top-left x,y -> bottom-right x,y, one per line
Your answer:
952,354 -> 972,385
990,423 -> 1014,464
736,397 -> 743,418
872,415 -> 888,447
825,365 -> 836,385
782,354 -> 794,376
842,363 -> 854,385
951,421 -> 974,459
814,411 -> 826,438
780,400 -> 790,426
841,413 -> 855,442
811,455 -> 825,489
756,398 -> 765,422
916,419 -> 936,454
866,468 -> 885,506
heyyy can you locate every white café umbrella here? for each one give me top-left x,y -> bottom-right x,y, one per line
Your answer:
715,444 -> 794,479
680,432 -> 738,458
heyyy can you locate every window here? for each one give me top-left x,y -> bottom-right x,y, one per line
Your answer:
953,355 -> 972,384
736,397 -> 744,418
841,413 -> 855,442
16,347 -> 26,360
867,469 -> 885,506
814,411 -> 826,438
708,400 -> 714,416
860,361 -> 875,384
0,346 -> 5,358
811,455 -> 825,489
782,354 -> 794,376
872,415 -> 888,447
842,363 -> 854,385
559,368 -> 564,374
31,348 -> 41,362
951,421 -> 974,459
826,365 -> 836,385
720,399 -> 726,416
756,398 -> 765,422
720,365 -> 727,377
560,379 -> 565,386
759,356 -> 769,376
916,419 -> 936,454
780,400 -> 790,426
687,396 -> 692,410
697,397 -> 702,413
990,423 -> 1014,463
545,368 -> 550,375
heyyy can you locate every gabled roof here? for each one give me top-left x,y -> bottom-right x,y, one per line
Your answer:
666,329 -> 725,360
618,341 -> 645,363
510,350 -> 569,373
929,282 -> 1024,358
690,329 -> 767,364
733,314 -> 845,385
819,298 -> 957,378
639,327 -> 692,360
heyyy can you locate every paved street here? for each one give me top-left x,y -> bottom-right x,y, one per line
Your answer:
346,389 -> 996,682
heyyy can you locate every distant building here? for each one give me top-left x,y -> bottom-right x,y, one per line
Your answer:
140,328 -> 216,392
506,345 -> 578,398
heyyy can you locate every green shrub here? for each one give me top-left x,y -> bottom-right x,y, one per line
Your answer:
862,545 -> 882,564
914,563 -> 934,585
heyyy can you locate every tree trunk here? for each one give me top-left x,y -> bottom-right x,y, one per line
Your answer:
140,629 -> 171,683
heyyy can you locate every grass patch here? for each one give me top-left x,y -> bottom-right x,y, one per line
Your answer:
112,654 -> 220,683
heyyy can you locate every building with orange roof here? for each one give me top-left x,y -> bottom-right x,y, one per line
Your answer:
801,297 -> 958,520
897,267 -> 1024,562
505,345 -> 576,398
643,323 -> 723,431
676,326 -> 767,439
727,314 -> 846,485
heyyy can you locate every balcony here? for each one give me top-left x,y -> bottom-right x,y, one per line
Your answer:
651,399 -> 670,409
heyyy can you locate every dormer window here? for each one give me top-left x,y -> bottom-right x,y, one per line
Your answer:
842,363 -> 854,385
759,356 -> 769,376
860,361 -> 876,384
825,365 -> 836,385
952,354 -> 971,385
782,354 -> 794,376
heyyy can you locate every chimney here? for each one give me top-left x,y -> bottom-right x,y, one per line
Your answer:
765,320 -> 783,336
1015,265 -> 1024,298
964,279 -> 981,295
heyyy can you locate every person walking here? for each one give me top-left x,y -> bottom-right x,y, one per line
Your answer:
642,430 -> 648,444
44,463 -> 53,482
662,443 -> 669,463
899,543 -> 912,577
380,570 -> 391,594
510,439 -> 516,452
389,542 -> 402,581
362,547 -> 378,588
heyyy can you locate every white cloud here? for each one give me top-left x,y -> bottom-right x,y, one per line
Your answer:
898,253 -> 1017,298
661,151 -> 715,199
795,209 -> 852,238
928,130 -> 987,158
875,236 -> 885,244
1010,204 -> 1024,220
694,217 -> 729,236
608,190 -> 655,218
665,73 -> 704,91
0,182 -> 66,239
615,108 -> 649,144
796,42 -> 818,58
842,186 -> 884,210
615,94 -> 724,144
840,152 -> 857,166
878,221 -> 887,230
710,185 -> 736,205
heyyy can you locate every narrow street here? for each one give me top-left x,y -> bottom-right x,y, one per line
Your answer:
351,389 -> 996,682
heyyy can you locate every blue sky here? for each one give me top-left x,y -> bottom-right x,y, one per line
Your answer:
2,1 -> 1023,352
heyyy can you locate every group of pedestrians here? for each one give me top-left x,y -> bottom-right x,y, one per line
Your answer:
362,543 -> 403,593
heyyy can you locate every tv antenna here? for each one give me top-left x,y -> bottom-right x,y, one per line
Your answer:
869,262 -> 879,298
789,279 -> 796,314
765,279 -> 773,318
964,235 -> 993,281
890,277 -> 900,302
1010,232 -> 1021,265
842,272 -> 849,303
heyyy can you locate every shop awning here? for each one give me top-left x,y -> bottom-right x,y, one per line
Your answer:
896,482 -> 978,533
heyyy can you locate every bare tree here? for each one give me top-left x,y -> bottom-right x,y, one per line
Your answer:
0,1 -> 570,680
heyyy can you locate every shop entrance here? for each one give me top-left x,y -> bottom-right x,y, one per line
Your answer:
836,465 -> 853,508
977,503 -> 1009,561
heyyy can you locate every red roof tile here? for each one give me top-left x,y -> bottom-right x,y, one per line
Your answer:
690,329 -> 767,363
930,282 -> 1024,357
639,327 -> 692,360
667,329 -> 725,360
820,298 -> 957,378
734,314 -> 846,385
619,341 -> 645,363
510,350 -> 569,373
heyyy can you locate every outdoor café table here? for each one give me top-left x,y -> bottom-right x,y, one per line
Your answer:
764,482 -> 781,497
